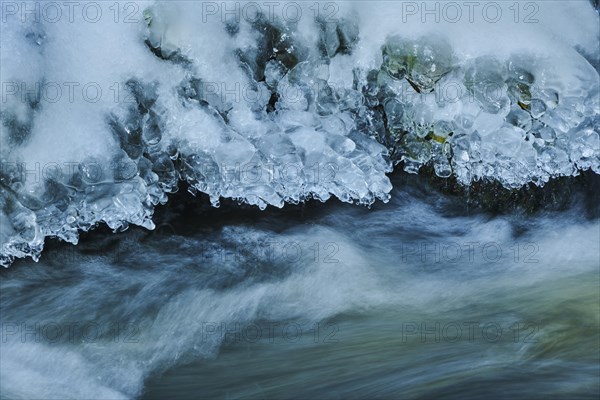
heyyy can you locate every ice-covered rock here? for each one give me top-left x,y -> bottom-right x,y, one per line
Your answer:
1,1 -> 598,266
376,49 -> 599,188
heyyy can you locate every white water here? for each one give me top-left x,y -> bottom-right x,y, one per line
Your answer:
1,181 -> 598,399
0,4 -> 599,396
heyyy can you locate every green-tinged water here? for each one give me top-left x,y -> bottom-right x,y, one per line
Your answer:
142,272 -> 599,399
1,182 -> 599,399
1,1 -> 599,398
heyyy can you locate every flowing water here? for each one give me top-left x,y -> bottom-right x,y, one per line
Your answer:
1,174 -> 598,399
1,1 -> 599,398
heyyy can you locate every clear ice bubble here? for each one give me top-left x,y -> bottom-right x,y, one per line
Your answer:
382,35 -> 454,93
506,107 -> 533,131
433,154 -> 452,178
507,57 -> 535,85
529,99 -> 547,119
538,88 -> 559,109
400,134 -> 432,165
465,57 -> 510,114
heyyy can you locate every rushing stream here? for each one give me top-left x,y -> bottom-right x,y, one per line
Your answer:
1,1 -> 599,399
1,173 -> 599,399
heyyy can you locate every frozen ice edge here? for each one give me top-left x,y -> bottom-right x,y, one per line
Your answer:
1,1 -> 599,266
